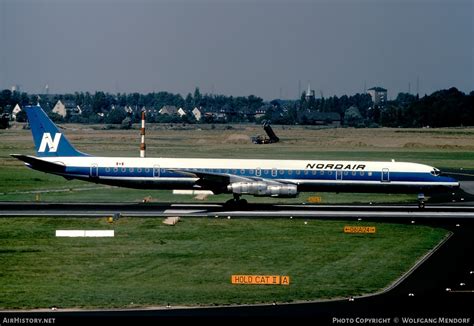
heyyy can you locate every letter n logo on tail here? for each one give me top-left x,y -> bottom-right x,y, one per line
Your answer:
39,133 -> 62,153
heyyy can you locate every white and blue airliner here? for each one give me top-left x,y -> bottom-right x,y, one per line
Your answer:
12,105 -> 459,207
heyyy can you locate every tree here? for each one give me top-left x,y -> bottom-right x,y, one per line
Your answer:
15,110 -> 27,122
92,91 -> 110,113
193,87 -> 202,107
395,93 -> 417,107
344,106 -> 364,127
185,93 -> 193,110
121,117 -> 132,129
0,89 -> 12,108
105,108 -> 127,124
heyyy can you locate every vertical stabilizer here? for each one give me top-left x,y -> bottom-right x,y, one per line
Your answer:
25,105 -> 89,157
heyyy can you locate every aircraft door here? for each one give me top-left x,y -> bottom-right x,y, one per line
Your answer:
382,168 -> 390,182
90,164 -> 98,178
153,165 -> 160,177
336,170 -> 343,180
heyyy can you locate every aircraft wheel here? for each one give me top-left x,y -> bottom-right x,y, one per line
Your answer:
238,199 -> 248,206
225,198 -> 236,207
224,198 -> 247,209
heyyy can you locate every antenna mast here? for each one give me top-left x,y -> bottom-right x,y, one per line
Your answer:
140,110 -> 146,158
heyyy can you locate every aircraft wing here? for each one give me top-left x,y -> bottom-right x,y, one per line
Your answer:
10,154 -> 66,173
167,168 -> 295,193
168,168 -> 252,183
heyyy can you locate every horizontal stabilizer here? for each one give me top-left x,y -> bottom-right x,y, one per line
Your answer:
10,154 -> 66,173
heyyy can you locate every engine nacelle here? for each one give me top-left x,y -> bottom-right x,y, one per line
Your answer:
227,182 -> 298,197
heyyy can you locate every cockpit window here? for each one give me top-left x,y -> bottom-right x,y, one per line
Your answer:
430,168 -> 441,176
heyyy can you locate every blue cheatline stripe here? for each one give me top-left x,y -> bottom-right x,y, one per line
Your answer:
62,166 -> 455,184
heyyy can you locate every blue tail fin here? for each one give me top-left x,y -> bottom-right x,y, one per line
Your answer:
25,105 -> 89,157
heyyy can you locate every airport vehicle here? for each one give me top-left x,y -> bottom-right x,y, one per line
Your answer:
251,120 -> 280,144
12,105 -> 460,207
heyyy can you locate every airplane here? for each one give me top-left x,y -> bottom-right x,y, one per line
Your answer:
11,105 -> 460,208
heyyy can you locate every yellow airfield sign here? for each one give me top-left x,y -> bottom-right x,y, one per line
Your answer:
344,226 -> 377,234
231,275 -> 290,285
307,196 -> 322,203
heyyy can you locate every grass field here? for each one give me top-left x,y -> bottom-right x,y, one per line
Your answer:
1,123 -> 474,204
0,124 -> 463,308
0,217 -> 447,309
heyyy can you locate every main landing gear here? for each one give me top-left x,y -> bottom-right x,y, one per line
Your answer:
418,193 -> 425,209
225,194 -> 248,208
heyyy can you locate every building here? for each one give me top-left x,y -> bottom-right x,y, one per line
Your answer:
367,87 -> 387,107
159,105 -> 178,116
192,107 -> 202,121
12,104 -> 22,120
204,107 -> 227,120
177,107 -> 187,117
299,111 -> 341,126
305,84 -> 315,101
255,105 -> 270,119
52,100 -> 82,118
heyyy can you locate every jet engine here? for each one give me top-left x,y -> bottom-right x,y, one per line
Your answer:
227,182 -> 298,197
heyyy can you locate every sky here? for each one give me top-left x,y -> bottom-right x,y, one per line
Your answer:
1,0 -> 473,100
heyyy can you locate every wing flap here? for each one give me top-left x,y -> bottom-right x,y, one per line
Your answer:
167,168 -> 296,189
167,168 -> 252,184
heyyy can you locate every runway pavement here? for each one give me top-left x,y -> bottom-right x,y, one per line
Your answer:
1,202 -> 474,221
